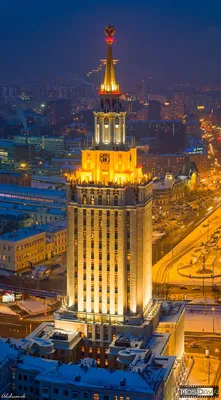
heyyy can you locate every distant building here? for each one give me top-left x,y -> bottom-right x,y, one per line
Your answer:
0,229 -> 46,271
51,157 -> 81,173
15,144 -> 36,162
172,92 -> 185,120
184,114 -> 202,139
87,64 -> 104,88
136,79 -> 149,101
47,99 -> 72,126
153,174 -> 186,209
0,171 -> 31,187
24,111 -> 50,127
138,151 -> 209,177
31,175 -> 66,190
212,108 -> 221,127
0,219 -> 67,271
13,135 -> 65,152
0,140 -> 16,161
127,120 -> 186,153
161,102 -> 174,120
0,211 -> 32,233
178,155 -> 199,191
148,100 -> 161,120
0,184 -> 66,204
15,204 -> 66,225
41,219 -> 67,257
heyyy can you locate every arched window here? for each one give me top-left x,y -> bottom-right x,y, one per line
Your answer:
114,194 -> 119,206
82,194 -> 87,205
90,195 -> 94,205
98,194 -> 103,205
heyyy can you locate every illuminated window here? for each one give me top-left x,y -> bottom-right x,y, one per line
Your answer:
82,194 -> 87,205
94,395 -> 99,400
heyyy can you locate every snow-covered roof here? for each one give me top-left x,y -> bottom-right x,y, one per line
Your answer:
147,333 -> 171,355
0,184 -> 66,200
0,338 -> 19,365
160,301 -> 186,323
0,228 -> 45,242
17,355 -> 58,372
36,362 -> 155,393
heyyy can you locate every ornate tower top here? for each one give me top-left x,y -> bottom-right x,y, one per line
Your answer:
100,25 -> 120,95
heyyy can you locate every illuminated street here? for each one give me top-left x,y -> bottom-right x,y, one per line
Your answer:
153,207 -> 221,298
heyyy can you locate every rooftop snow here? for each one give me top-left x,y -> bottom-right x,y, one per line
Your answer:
36,362 -> 155,393
0,228 -> 45,242
0,184 -> 65,199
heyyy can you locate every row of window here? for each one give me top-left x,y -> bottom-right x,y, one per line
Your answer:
82,194 -> 119,206
0,193 -> 53,203
16,238 -> 44,250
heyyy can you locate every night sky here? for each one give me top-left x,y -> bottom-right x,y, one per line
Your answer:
1,0 -> 221,88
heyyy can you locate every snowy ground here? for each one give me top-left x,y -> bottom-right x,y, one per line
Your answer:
0,305 -> 17,315
185,308 -> 221,333
18,300 -> 49,315
186,354 -> 219,386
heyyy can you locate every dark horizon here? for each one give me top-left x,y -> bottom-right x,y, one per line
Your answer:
1,0 -> 221,89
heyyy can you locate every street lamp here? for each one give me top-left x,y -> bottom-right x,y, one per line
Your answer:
215,348 -> 219,357
212,307 -> 215,333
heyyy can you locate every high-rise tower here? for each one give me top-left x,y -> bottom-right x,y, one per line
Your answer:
66,26 -> 152,322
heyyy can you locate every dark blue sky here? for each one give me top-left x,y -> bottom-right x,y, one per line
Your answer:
1,0 -> 221,88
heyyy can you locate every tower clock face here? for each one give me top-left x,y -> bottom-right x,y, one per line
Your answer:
100,153 -> 110,164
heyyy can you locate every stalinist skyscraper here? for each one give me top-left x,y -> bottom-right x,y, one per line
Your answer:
66,25 -> 152,322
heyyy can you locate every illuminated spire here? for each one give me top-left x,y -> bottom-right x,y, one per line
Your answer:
100,25 -> 120,94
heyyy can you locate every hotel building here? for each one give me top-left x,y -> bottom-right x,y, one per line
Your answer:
66,25 -> 152,321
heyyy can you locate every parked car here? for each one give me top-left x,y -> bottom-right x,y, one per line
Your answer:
190,342 -> 201,348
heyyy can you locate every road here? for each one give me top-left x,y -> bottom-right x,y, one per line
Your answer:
153,206 -> 221,299
159,284 -> 220,301
185,333 -> 221,358
153,198 -> 221,265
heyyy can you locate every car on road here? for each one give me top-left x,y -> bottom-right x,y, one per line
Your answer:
211,285 -> 220,292
190,342 -> 201,348
179,286 -> 187,290
192,287 -> 201,291
194,247 -> 204,253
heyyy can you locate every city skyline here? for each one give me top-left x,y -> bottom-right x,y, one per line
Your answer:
0,7 -> 221,399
